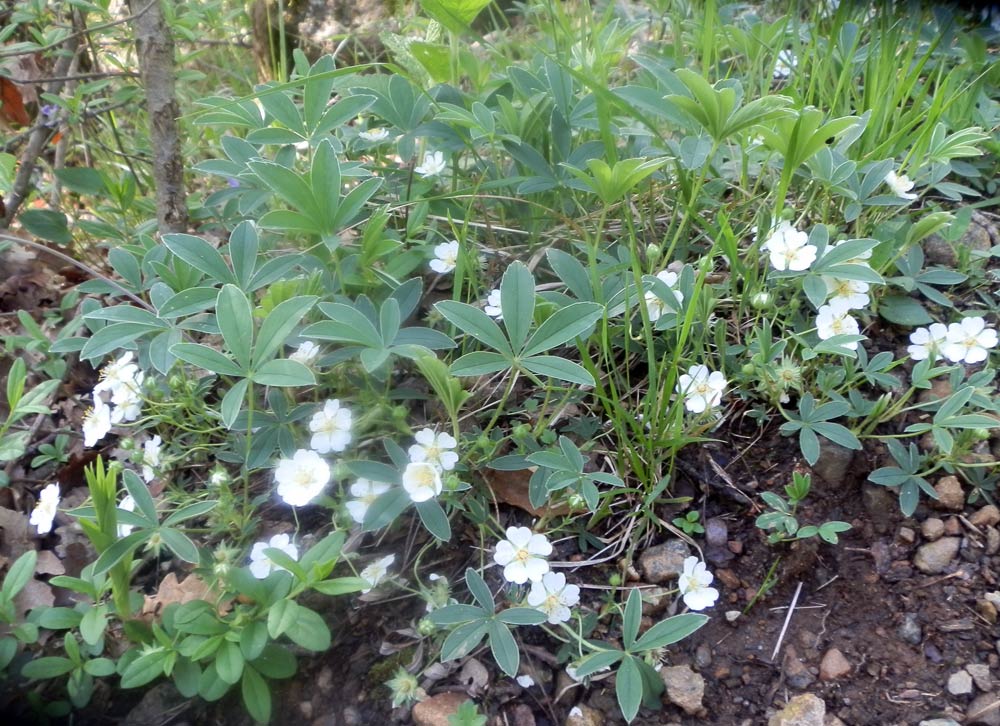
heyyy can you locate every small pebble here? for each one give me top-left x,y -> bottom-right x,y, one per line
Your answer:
967,663 -> 992,692
921,518 -> 945,541
946,669 -> 973,696
898,613 -> 922,645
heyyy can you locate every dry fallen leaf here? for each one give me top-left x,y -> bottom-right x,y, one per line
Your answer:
482,468 -> 570,517
140,572 -> 229,621
34,550 -> 65,576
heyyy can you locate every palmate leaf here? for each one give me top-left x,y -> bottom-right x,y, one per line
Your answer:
418,0 -> 492,34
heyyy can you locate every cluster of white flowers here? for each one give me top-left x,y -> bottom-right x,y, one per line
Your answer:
401,428 -> 457,503
644,270 -> 684,322
493,526 -> 552,585
248,533 -> 299,579
678,556 -> 719,611
415,150 -> 447,177
29,483 -> 61,535
909,316 -> 998,364
83,352 -> 147,447
430,240 -> 460,274
676,364 -> 728,414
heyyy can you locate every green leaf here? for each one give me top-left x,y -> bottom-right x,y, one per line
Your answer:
3,550 -> 37,598
79,606 -> 107,646
450,351 -> 512,377
163,234 -> 237,285
440,621 -> 489,662
215,641 -> 245,685
93,530 -> 151,576
521,302 -> 603,357
487,621 -> 519,677
217,285 -> 254,369
427,604 -> 488,626
241,666 -> 272,723
121,650 -> 168,688
252,296 -> 318,367
83,657 -> 116,677
267,600 -> 298,639
418,0 -> 492,34
251,644 -> 297,680
812,422 -> 862,451
361,488 -> 410,532
879,295 -> 933,326
622,588 -> 641,649
306,303 -> 383,348
36,607 -> 83,630
252,359 -> 315,387
573,649 -> 624,678
198,662 -> 231,702
20,209 -> 71,245
616,656 -> 643,723
495,607 -> 547,626
157,287 -> 220,319
79,323 -> 157,360
21,656 -> 76,679
160,528 -> 201,564
284,606 -> 330,652
311,576 -> 369,596
240,621 -> 269,662
163,500 -> 219,527
172,657 -> 201,698
228,221 -> 259,289
415,499 -> 451,541
122,468 -> 158,522
521,356 -> 594,385
55,167 -> 107,195
799,427 -> 821,466
499,261 -> 536,353
465,568 -> 494,611
436,301 -> 513,356
171,343 -> 244,376
221,378 -> 249,430
633,613 -> 709,651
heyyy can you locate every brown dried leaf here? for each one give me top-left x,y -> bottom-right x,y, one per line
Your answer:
482,468 -> 570,517
34,550 -> 65,575
140,572 -> 228,621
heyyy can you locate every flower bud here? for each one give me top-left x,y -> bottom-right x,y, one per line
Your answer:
645,244 -> 661,263
417,618 -> 436,636
750,291 -> 772,310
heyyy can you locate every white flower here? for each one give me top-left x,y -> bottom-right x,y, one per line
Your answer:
360,554 -> 395,593
359,127 -> 390,143
274,449 -> 331,506
942,316 -> 998,364
907,323 -> 949,361
110,372 -> 144,423
141,435 -> 162,483
29,483 -> 60,535
515,675 -> 535,688
345,478 -> 392,524
93,352 -> 139,396
414,150 -> 446,177
763,221 -> 817,272
401,462 -> 443,503
676,365 -> 727,414
493,526 -> 552,584
816,301 -> 861,351
429,240 -> 460,274
678,556 -> 719,611
884,169 -> 918,201
408,428 -> 459,471
644,270 -> 684,322
117,495 -> 136,537
526,572 -> 580,624
823,276 -> 870,310
773,50 -> 796,78
248,533 -> 299,579
309,399 -> 352,454
209,468 -> 230,487
289,341 -> 320,365
484,289 -> 503,319
82,397 -> 112,448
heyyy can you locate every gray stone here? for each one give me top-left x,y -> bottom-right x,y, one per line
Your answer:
767,694 -> 826,726
988,527 -> 1000,556
968,664 -> 993,692
933,476 -> 965,511
914,537 -> 961,574
918,720 -> 961,726
947,669 -> 973,696
694,643 -> 713,669
972,506 -> 1000,528
819,648 -> 851,681
862,484 -> 897,533
898,613 -> 922,645
660,664 -> 705,715
564,704 -> 603,726
812,440 -> 855,485
923,210 -> 995,267
784,645 -> 815,690
967,693 -> 1000,726
639,540 -> 690,584
921,518 -> 945,541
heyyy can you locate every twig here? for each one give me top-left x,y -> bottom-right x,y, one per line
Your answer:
770,581 -> 803,661
3,71 -> 140,84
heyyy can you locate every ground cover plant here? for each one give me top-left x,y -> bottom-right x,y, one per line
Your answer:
1,0 -> 999,723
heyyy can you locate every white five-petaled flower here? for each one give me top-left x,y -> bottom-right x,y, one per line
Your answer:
493,526 -> 552,585
401,462 -> 443,503
884,169 -> 918,201
141,435 -> 162,483
815,300 -> 861,351
908,323 -> 949,361
526,572 -> 580,624
274,449 -> 331,507
823,276 -> 870,310
773,49 -> 797,79
29,483 -> 60,535
763,221 -> 817,272
942,316 -> 998,364
678,556 -> 719,611
249,533 -> 300,580
110,372 -> 144,423
359,127 -> 390,143
484,289 -> 503,319
360,554 -> 395,593
289,341 -> 320,366
408,428 -> 459,471
429,240 -> 460,274
644,270 -> 684,322
117,495 -> 136,537
414,150 -> 447,177
309,399 -> 353,454
346,478 -> 392,524
82,397 -> 112,448
676,365 -> 727,414
515,675 -> 536,688
93,352 -> 139,397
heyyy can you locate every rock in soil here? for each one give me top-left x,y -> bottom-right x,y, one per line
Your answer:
922,518 -> 945,541
660,664 -> 705,715
967,692 -> 1000,726
124,683 -> 190,725
412,692 -> 468,726
811,440 -> 855,485
767,693 -> 826,726
933,476 -> 965,511
914,537 -> 961,574
898,613 -> 923,645
918,719 -> 961,726
819,648 -> 851,681
978,598 -> 999,625
972,506 -> 1000,528
564,704 -> 603,726
947,669 -> 973,696
783,645 -> 815,690
968,663 -> 993,692
639,540 -> 690,584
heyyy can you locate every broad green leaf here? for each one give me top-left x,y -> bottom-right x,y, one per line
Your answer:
521,356 -> 594,385
500,261 -> 535,353
252,296 -> 318,367
496,607 -> 547,626
163,234 -> 237,285
633,613 -> 709,651
228,221 -> 259,289
170,343 -> 244,376
93,530 -> 151,576
465,568 -> 494,611
622,588 -> 641,649
440,621 -> 489,662
284,606 -> 330,652
20,656 -> 76,680
415,499 -> 451,541
252,359 -> 315,387
251,644 -> 297,680
267,600 -> 298,639
80,323 -> 157,360
878,295 -> 933,326
572,649 -> 624,678
418,0 -> 492,34
221,378 -> 249,430
217,285 -> 253,369
522,302 -> 603,357
3,550 -> 37,598
157,287 -> 220,319
427,604 -> 487,626
215,641 -> 245,684
240,621 -> 269,661
488,621 -> 519,677
121,650 -> 168,688
616,656 -> 643,723
20,209 -> 71,245
450,351 -> 511,377
241,666 -> 271,723
311,576 -> 369,596
161,528 -> 201,564
436,301 -> 513,356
